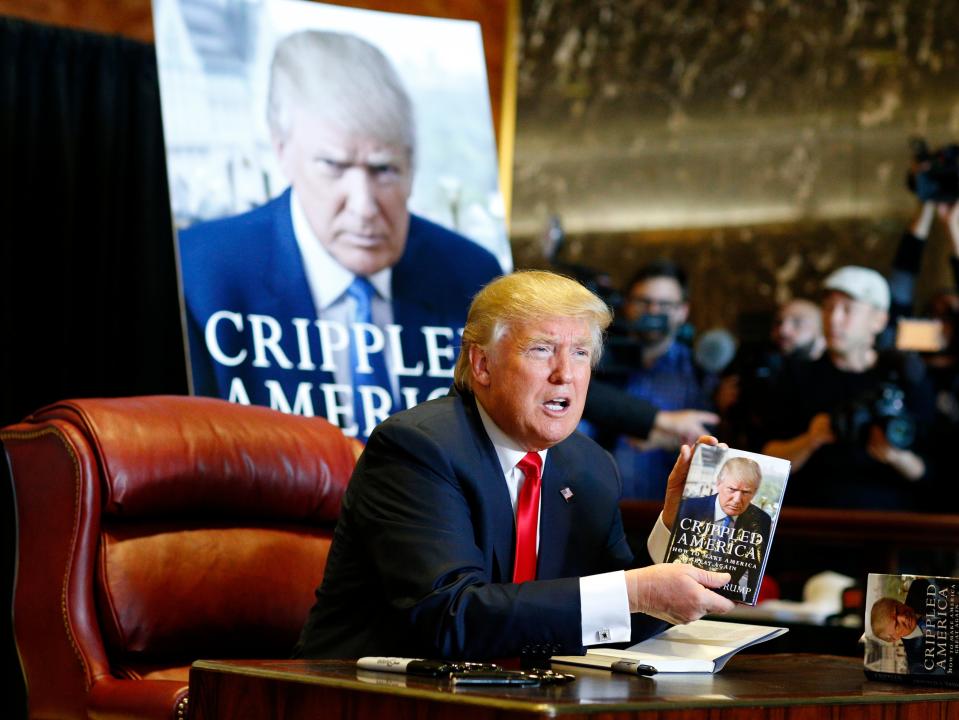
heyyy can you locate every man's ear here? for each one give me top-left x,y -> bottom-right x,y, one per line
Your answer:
469,345 -> 492,388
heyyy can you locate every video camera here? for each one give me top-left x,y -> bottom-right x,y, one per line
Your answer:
602,314 -> 696,370
830,380 -> 916,449
544,215 -> 645,372
907,137 -> 959,203
543,214 -> 699,375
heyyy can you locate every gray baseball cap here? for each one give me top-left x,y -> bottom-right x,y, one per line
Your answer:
822,266 -> 890,311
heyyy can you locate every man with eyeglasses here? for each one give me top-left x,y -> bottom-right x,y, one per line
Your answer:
587,259 -> 715,500
178,31 -> 503,441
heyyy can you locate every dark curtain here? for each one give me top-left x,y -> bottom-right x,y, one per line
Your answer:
0,17 -> 189,718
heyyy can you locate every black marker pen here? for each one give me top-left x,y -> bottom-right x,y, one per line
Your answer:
610,660 -> 658,676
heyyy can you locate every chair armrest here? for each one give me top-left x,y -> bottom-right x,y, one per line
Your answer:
87,677 -> 189,720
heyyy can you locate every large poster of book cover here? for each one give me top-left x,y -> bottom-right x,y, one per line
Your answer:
864,573 -> 959,686
665,444 -> 790,605
152,0 -> 509,442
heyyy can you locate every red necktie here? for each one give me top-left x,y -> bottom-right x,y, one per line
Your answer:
512,452 -> 543,583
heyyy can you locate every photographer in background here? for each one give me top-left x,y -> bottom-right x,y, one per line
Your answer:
889,138 -> 959,342
586,260 -> 716,500
887,140 -> 959,507
761,266 -> 935,511
545,218 -> 720,459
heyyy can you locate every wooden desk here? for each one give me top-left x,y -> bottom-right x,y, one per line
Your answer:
188,654 -> 959,719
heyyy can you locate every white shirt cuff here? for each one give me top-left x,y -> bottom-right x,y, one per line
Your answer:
579,570 -> 631,646
647,512 -> 670,563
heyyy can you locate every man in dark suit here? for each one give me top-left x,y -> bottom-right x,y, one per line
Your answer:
178,31 -> 503,440
294,270 -> 734,660
672,457 -> 772,602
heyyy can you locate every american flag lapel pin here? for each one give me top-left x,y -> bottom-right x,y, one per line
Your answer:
560,487 -> 574,502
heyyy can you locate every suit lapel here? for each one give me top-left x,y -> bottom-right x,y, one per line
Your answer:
265,189 -> 319,319
459,391 -> 516,582
536,442 -> 574,580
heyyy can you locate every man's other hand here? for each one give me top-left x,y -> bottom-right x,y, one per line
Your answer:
627,427 -> 678,452
626,564 -> 735,624
654,409 -> 720,446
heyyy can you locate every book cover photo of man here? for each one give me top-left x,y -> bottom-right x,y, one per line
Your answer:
153,0 -> 508,440
664,446 -> 789,604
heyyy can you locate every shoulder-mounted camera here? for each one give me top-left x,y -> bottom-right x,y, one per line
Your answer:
907,137 -> 959,203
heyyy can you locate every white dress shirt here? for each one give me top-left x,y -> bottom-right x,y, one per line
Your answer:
647,514 -> 671,563
475,401 -> 632,646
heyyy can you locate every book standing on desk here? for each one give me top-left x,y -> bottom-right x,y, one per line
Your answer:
664,444 -> 791,605
864,573 -> 959,688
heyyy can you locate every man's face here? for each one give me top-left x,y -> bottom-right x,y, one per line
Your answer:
623,277 -> 688,343
470,316 -> 593,451
774,300 -> 822,356
822,291 -> 886,358
275,110 -> 412,276
716,468 -> 759,517
874,600 -> 918,642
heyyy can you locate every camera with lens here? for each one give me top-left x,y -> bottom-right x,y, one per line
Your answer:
907,137 -> 959,203
544,215 -> 697,374
544,215 -> 642,372
599,315 -> 652,374
829,381 -> 916,449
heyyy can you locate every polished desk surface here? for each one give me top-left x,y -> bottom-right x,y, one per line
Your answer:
189,654 -> 959,718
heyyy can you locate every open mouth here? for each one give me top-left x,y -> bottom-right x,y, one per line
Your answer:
543,398 -> 570,412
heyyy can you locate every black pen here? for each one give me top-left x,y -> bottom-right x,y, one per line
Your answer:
610,660 -> 658,676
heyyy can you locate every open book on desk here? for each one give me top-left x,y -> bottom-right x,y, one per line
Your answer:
551,619 -> 787,674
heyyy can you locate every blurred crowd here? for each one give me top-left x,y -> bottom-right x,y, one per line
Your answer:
578,200 -> 959,516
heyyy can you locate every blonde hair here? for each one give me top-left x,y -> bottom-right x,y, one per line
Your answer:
267,31 -> 415,159
717,457 -> 762,490
453,270 -> 612,391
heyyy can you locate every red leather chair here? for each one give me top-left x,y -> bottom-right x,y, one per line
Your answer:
1,396 -> 357,720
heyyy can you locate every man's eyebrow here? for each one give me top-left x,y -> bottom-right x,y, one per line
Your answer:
522,335 -> 592,347
312,146 -> 350,158
521,336 -> 557,347
365,152 -> 404,163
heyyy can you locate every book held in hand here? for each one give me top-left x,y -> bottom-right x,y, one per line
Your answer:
864,573 -> 959,687
551,619 -> 787,674
665,444 -> 791,605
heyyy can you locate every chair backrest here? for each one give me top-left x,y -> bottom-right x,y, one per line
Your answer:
2,395 -> 357,719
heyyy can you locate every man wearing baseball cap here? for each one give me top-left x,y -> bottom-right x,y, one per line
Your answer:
760,265 -> 934,514
823,265 -> 892,315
